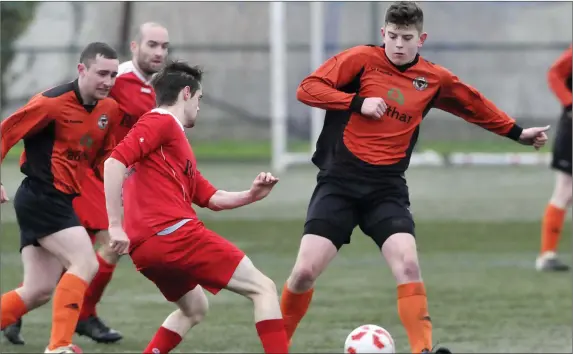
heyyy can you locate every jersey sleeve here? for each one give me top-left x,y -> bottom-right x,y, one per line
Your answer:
110,113 -> 169,167
1,95 -> 52,163
192,170 -> 218,208
547,46 -> 572,109
92,104 -> 122,180
434,67 -> 523,141
296,45 -> 372,112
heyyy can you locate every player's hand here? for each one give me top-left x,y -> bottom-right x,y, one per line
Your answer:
108,225 -> 130,255
0,184 -> 9,204
518,125 -> 550,150
361,97 -> 387,120
249,172 -> 279,201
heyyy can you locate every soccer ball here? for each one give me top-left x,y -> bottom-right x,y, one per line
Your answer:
344,324 -> 395,353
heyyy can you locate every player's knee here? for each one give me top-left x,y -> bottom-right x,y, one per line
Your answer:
551,172 -> 573,208
289,265 -> 318,291
258,275 -> 278,297
98,243 -> 121,264
399,257 -> 421,282
288,233 -> 338,291
19,284 -> 53,309
34,286 -> 53,307
382,232 -> 421,283
70,253 -> 99,282
248,275 -> 278,301
178,289 -> 209,324
188,302 -> 208,325
180,304 -> 207,327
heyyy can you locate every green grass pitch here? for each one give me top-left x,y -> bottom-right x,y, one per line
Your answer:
1,219 -> 571,353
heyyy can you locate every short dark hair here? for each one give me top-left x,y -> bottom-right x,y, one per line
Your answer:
79,42 -> 118,67
151,60 -> 203,107
384,1 -> 424,32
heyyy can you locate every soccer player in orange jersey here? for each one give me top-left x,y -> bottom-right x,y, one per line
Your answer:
536,45 -> 572,272
3,23 -> 169,345
279,2 -> 550,353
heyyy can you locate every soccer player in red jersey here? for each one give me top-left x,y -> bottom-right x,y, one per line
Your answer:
2,23 -> 170,346
72,22 -> 169,343
279,2 -> 550,353
103,61 -> 289,353
536,45 -> 572,272
0,42 -> 122,353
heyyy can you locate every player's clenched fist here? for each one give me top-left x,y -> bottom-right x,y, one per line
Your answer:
361,97 -> 387,119
0,184 -> 9,204
108,225 -> 130,255
249,172 -> 279,201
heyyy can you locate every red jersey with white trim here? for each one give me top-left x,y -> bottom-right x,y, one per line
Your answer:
111,108 -> 218,250
71,61 -> 157,231
110,61 -> 157,142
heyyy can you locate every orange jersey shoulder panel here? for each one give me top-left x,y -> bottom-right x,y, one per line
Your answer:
548,46 -> 572,108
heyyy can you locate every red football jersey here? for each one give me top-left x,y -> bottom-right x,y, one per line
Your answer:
111,108 -> 218,250
110,61 -> 157,142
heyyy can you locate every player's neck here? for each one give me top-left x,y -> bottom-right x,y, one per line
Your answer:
157,104 -> 185,125
76,78 -> 97,105
131,59 -> 153,81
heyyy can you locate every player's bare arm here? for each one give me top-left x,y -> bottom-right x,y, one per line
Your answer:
103,157 -> 129,254
296,46 -> 387,119
435,67 -> 550,150
103,157 -> 127,228
207,172 -> 279,211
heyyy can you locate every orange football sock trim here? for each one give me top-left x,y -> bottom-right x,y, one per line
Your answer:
397,282 -> 433,354
48,273 -> 88,350
280,283 -> 314,342
541,203 -> 566,254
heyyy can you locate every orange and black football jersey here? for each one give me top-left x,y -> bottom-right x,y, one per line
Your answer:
1,80 -> 122,195
548,45 -> 572,110
297,45 -> 523,181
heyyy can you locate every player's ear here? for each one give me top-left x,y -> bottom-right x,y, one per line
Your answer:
130,40 -> 138,55
418,32 -> 428,47
77,63 -> 87,76
182,86 -> 191,101
380,26 -> 386,39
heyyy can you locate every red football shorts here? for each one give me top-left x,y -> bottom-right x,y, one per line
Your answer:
129,221 -> 245,302
73,169 -> 108,232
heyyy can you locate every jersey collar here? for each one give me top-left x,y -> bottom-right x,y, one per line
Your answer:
151,108 -> 185,131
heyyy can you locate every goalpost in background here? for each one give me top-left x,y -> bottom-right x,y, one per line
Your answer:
270,1 -> 324,173
269,2 -> 551,173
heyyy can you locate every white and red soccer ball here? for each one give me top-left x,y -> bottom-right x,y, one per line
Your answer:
344,324 -> 395,353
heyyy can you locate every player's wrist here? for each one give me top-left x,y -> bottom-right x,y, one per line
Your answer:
246,189 -> 259,202
507,123 -> 524,142
108,219 -> 123,228
349,94 -> 365,113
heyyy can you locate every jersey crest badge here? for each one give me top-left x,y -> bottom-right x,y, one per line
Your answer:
413,76 -> 428,91
98,114 -> 109,129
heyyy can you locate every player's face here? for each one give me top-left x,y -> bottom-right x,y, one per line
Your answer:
381,23 -> 427,66
183,86 -> 202,128
133,27 -> 169,76
78,55 -> 119,100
